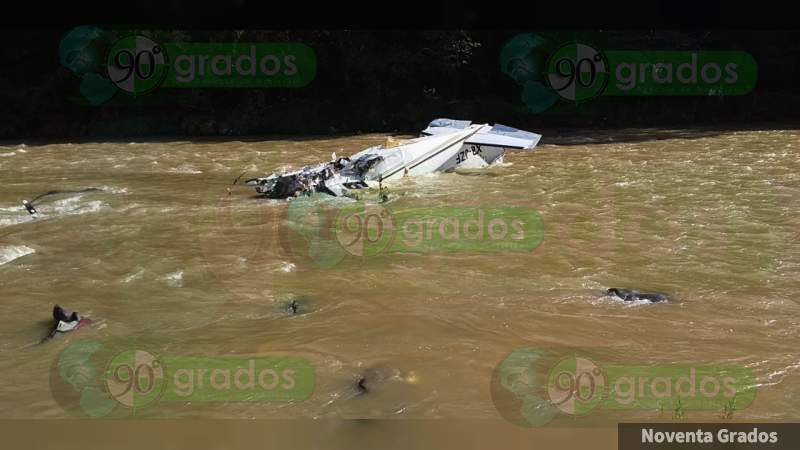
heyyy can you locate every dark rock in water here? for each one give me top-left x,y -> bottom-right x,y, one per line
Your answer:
42,305 -> 91,343
606,288 -> 670,303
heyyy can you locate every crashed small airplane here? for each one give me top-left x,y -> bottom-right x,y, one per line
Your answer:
246,119 -> 542,199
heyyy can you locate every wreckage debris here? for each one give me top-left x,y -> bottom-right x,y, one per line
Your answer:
246,119 -> 542,199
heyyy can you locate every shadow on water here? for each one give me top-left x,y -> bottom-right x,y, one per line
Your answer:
0,132 -> 379,148
537,123 -> 800,145
2,122 -> 799,148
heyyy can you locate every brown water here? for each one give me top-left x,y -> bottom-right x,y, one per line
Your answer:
0,128 -> 798,423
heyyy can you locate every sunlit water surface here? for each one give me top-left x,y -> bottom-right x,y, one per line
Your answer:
0,128 -> 797,422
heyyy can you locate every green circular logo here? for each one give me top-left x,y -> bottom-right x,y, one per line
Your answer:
58,25 -> 119,105
490,347 -> 561,427
51,340 -> 168,418
106,35 -> 169,95
104,349 -> 166,409
545,42 -> 609,102
284,198 -> 396,267
285,195 -> 348,268
499,33 -> 561,113
50,340 -> 118,418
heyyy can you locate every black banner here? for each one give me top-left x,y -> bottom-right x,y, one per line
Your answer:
619,423 -> 800,450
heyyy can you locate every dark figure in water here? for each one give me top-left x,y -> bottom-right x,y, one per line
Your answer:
606,288 -> 670,303
22,200 -> 38,217
284,298 -> 310,315
353,365 -> 418,395
377,176 -> 389,203
355,375 -> 369,394
42,305 -> 91,342
22,188 -> 103,217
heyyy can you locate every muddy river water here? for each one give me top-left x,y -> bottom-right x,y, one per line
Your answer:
0,128 -> 798,424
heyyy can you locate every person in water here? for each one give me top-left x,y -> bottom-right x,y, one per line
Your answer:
377,176 -> 389,203
606,288 -> 670,303
22,200 -> 38,217
352,365 -> 419,395
21,188 -> 102,215
42,305 -> 91,342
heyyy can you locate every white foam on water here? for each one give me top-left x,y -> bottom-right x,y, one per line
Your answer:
168,165 -> 203,174
163,270 -> 184,287
97,185 -> 129,194
117,203 -> 143,213
0,194 -> 110,229
0,152 -> 15,157
50,196 -> 107,216
0,245 -> 35,266
0,204 -> 26,212
211,162 -> 230,172
281,262 -> 296,273
600,295 -> 663,307
121,267 -> 145,283
0,216 -> 32,228
0,203 -> 34,228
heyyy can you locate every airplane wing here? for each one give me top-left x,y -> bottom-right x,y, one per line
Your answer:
466,124 -> 542,150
